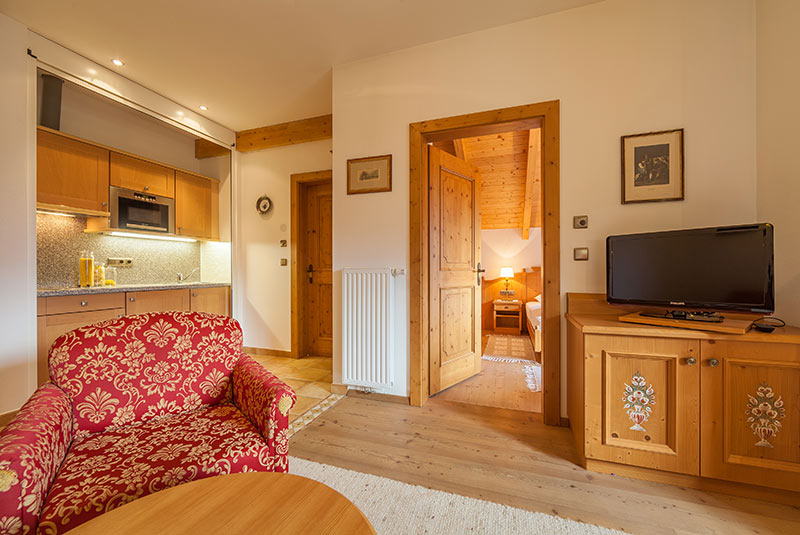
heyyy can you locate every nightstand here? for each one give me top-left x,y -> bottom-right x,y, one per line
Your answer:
493,299 -> 522,335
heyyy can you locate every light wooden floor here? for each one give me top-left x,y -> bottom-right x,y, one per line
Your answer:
290,396 -> 800,535
247,354 -> 332,423
434,334 -> 542,412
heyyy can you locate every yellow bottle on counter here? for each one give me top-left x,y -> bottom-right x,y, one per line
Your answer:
79,251 -> 94,287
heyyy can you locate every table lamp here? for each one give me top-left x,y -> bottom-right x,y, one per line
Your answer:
500,266 -> 514,294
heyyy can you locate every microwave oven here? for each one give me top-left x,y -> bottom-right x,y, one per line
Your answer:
110,186 -> 175,234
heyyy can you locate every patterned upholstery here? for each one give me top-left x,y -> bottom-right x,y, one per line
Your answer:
36,403 -> 274,535
0,312 -> 295,535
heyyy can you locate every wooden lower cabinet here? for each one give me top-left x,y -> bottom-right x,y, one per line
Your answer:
584,334 -> 700,475
126,289 -> 190,315
568,311 -> 800,497
189,287 -> 230,316
700,340 -> 800,492
37,307 -> 125,385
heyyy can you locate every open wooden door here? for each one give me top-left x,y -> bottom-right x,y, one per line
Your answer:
429,146 -> 482,395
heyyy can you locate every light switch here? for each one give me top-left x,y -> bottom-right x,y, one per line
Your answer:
280,240 -> 287,247
573,247 -> 589,261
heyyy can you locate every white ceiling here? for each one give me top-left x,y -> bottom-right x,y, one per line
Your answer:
0,0 -> 602,131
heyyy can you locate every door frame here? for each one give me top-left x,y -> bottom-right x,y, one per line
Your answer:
408,100 -> 562,426
290,169 -> 333,358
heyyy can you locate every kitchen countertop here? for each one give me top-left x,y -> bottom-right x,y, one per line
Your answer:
37,282 -> 230,298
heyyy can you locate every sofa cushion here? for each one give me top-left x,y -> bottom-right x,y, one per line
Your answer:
49,312 -> 244,436
37,402 -> 279,535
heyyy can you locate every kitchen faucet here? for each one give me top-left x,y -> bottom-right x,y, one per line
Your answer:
177,267 -> 200,282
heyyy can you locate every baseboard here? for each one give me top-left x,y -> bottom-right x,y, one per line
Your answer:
584,459 -> 800,506
0,409 -> 19,428
345,389 -> 410,405
559,416 -> 570,427
243,346 -> 295,358
330,383 -> 348,395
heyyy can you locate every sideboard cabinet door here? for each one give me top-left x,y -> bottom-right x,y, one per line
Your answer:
584,334 -> 700,475
700,340 -> 800,492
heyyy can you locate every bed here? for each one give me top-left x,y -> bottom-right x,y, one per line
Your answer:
526,299 -> 542,360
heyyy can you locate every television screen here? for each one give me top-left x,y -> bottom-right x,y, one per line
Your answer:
607,224 -> 774,313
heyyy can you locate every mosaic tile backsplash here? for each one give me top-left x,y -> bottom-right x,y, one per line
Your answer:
37,213 -> 202,288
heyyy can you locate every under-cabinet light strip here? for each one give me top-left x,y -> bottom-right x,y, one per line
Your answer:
109,231 -> 197,243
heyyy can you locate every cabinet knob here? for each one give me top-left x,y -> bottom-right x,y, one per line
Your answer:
192,293 -> 198,297
144,186 -> 150,191
129,297 -> 135,302
80,300 -> 87,307
708,358 -> 720,367
101,201 -> 107,207
685,357 -> 696,365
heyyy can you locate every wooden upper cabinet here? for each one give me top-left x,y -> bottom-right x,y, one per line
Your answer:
37,128 -> 110,212
584,334 -> 700,475
110,152 -> 175,198
700,340 -> 800,492
175,171 -> 219,240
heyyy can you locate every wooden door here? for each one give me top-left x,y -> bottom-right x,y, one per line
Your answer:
110,152 -> 175,198
37,308 -> 125,385
176,171 -> 219,239
700,340 -> 800,492
584,334 -> 700,475
428,146 -> 482,394
301,181 -> 333,357
190,287 -> 230,316
37,129 -> 110,212
126,289 -> 190,315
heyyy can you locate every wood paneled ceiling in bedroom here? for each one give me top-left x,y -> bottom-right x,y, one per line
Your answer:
433,127 -> 542,238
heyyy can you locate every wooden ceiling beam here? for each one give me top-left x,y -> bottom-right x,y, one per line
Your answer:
194,138 -> 230,159
521,128 -> 542,240
235,114 -> 332,152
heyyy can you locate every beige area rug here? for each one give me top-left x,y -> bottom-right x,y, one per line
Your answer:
289,457 -> 624,535
482,335 -> 542,392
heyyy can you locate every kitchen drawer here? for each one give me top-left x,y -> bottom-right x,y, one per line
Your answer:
45,293 -> 126,315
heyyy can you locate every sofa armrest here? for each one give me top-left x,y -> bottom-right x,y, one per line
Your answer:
233,354 -> 296,468
0,383 -> 73,533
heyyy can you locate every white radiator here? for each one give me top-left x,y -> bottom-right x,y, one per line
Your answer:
342,268 -> 395,390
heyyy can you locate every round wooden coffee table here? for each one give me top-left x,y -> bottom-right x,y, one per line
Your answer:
67,472 -> 375,534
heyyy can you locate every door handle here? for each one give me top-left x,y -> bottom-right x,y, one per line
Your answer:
474,263 -> 486,286
307,264 -> 314,284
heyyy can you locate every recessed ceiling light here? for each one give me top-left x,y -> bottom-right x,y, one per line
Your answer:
111,59 -> 124,67
199,105 -> 208,111
176,111 -> 184,116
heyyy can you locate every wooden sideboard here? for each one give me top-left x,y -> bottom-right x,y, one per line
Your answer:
566,294 -> 800,502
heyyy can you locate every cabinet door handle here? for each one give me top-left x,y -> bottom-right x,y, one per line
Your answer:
685,357 -> 696,365
192,293 -> 198,297
80,301 -> 87,307
129,297 -> 135,302
708,358 -> 720,367
144,186 -> 150,191
101,201 -> 107,207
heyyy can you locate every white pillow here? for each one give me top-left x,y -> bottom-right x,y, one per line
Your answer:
534,294 -> 543,303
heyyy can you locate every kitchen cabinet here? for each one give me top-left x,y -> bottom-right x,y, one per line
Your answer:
110,152 -> 175,198
36,294 -> 125,386
567,307 -> 800,496
190,287 -> 230,316
126,289 -> 190,315
175,171 -> 219,240
37,128 -> 110,213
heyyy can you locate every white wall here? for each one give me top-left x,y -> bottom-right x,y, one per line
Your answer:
0,13 -> 37,414
332,0 -> 758,408
756,0 -> 800,325
482,228 -> 542,280
236,140 -> 332,350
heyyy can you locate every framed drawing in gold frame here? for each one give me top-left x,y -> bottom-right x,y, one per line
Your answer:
347,154 -> 392,195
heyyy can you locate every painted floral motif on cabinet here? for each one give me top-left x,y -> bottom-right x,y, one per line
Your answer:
623,371 -> 655,432
746,382 -> 786,448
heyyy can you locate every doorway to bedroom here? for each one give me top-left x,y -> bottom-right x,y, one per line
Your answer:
429,128 -> 545,414
409,100 -> 561,426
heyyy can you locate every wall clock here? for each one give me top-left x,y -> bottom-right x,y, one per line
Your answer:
256,195 -> 273,215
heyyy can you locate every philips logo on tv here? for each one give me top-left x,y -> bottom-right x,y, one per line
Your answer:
670,301 -> 685,306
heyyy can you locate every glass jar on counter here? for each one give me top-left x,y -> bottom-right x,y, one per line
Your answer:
105,266 -> 117,286
94,262 -> 106,287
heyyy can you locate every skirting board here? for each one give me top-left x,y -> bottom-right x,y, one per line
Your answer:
243,346 -> 294,358
584,459 -> 800,507
336,386 -> 410,405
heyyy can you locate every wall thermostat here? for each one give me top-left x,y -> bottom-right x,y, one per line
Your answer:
256,195 -> 273,215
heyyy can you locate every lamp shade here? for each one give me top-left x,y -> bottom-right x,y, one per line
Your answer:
499,267 -> 514,279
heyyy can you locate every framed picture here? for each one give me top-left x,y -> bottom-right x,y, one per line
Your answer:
621,129 -> 684,204
347,154 -> 392,195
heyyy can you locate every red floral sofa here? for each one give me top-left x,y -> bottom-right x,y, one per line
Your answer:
0,311 -> 295,535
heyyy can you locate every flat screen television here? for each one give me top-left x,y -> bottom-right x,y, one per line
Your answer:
606,224 -> 774,313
